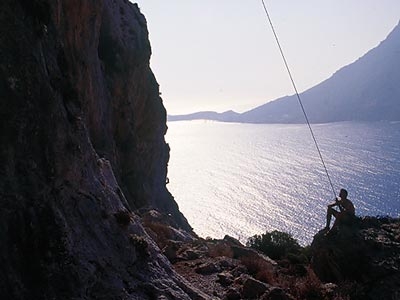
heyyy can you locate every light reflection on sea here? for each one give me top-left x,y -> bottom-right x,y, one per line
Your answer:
166,121 -> 400,245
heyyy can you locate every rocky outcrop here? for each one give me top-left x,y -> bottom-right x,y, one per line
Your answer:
165,218 -> 400,300
0,0 -> 194,299
160,235 -> 314,300
311,217 -> 400,299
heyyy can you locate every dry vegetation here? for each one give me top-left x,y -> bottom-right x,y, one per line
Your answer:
208,241 -> 234,259
142,220 -> 174,249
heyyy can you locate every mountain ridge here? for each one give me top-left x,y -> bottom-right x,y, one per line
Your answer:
169,20 -> 400,124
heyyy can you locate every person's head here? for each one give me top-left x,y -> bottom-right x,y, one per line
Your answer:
339,188 -> 348,199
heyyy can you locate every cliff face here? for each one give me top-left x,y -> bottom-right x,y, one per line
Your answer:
0,0 -> 195,299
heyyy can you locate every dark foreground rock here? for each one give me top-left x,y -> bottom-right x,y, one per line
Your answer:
311,217 -> 400,299
153,218 -> 400,300
0,0 -> 197,299
161,235 -> 316,300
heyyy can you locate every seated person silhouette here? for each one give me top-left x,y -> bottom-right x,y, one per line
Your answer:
325,188 -> 355,232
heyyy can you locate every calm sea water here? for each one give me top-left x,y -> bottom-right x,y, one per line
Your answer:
166,121 -> 400,245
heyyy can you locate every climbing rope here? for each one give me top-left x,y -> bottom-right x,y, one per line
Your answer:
261,0 -> 336,197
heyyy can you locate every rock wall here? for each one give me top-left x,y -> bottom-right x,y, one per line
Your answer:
0,0 -> 196,299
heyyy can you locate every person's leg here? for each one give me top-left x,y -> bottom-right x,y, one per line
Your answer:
331,214 -> 341,230
326,207 -> 339,228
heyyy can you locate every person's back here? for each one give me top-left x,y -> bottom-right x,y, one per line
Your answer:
341,197 -> 355,215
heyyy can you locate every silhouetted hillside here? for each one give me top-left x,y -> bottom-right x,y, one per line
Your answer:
169,21 -> 400,123
168,110 -> 240,122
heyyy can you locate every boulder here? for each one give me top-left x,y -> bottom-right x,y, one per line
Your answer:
311,217 -> 400,299
223,288 -> 241,300
195,262 -> 221,275
217,272 -> 234,286
262,287 -> 296,300
241,277 -> 270,299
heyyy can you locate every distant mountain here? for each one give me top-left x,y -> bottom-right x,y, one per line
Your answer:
168,110 -> 240,122
169,21 -> 400,123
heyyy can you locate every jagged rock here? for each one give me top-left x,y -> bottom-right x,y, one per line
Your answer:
161,239 -> 209,263
311,217 -> 400,299
231,245 -> 277,266
180,249 -> 202,261
262,287 -> 295,300
241,276 -> 270,299
223,288 -> 241,300
162,240 -> 183,262
320,283 -> 338,298
218,257 -> 236,270
216,272 -> 234,286
223,235 -> 243,246
231,265 -> 248,278
195,262 -> 221,275
233,273 -> 250,285
0,0 -> 199,299
140,209 -> 193,234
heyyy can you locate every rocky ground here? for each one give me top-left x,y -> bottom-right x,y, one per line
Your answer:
142,211 -> 400,300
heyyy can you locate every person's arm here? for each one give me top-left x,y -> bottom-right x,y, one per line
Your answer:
337,201 -> 344,212
328,198 -> 339,208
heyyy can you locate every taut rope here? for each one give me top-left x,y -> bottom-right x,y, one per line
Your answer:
261,0 -> 336,197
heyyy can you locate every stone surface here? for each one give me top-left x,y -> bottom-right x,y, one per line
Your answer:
311,217 -> 400,299
168,221 -> 400,299
241,277 -> 270,299
195,262 -> 221,275
223,288 -> 241,300
262,287 -> 295,300
0,0 -> 197,299
216,272 -> 234,286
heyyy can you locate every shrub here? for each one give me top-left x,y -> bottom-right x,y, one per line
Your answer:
240,256 -> 276,284
293,267 -> 323,299
208,242 -> 234,258
142,221 -> 174,249
246,230 -> 301,260
129,234 -> 148,257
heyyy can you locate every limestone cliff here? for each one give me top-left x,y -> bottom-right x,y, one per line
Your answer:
0,0 -> 197,299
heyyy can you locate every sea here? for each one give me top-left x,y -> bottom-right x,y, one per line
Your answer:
165,120 -> 400,245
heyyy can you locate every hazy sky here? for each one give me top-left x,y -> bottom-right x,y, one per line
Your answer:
133,1 -> 400,115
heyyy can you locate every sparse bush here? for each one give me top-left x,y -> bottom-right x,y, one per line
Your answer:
129,234 -> 148,257
293,267 -> 323,299
143,221 -> 174,248
300,245 -> 312,262
240,256 -> 276,284
287,252 -> 309,265
208,242 -> 234,258
246,230 -> 301,260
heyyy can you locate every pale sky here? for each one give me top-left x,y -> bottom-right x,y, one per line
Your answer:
133,1 -> 400,115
